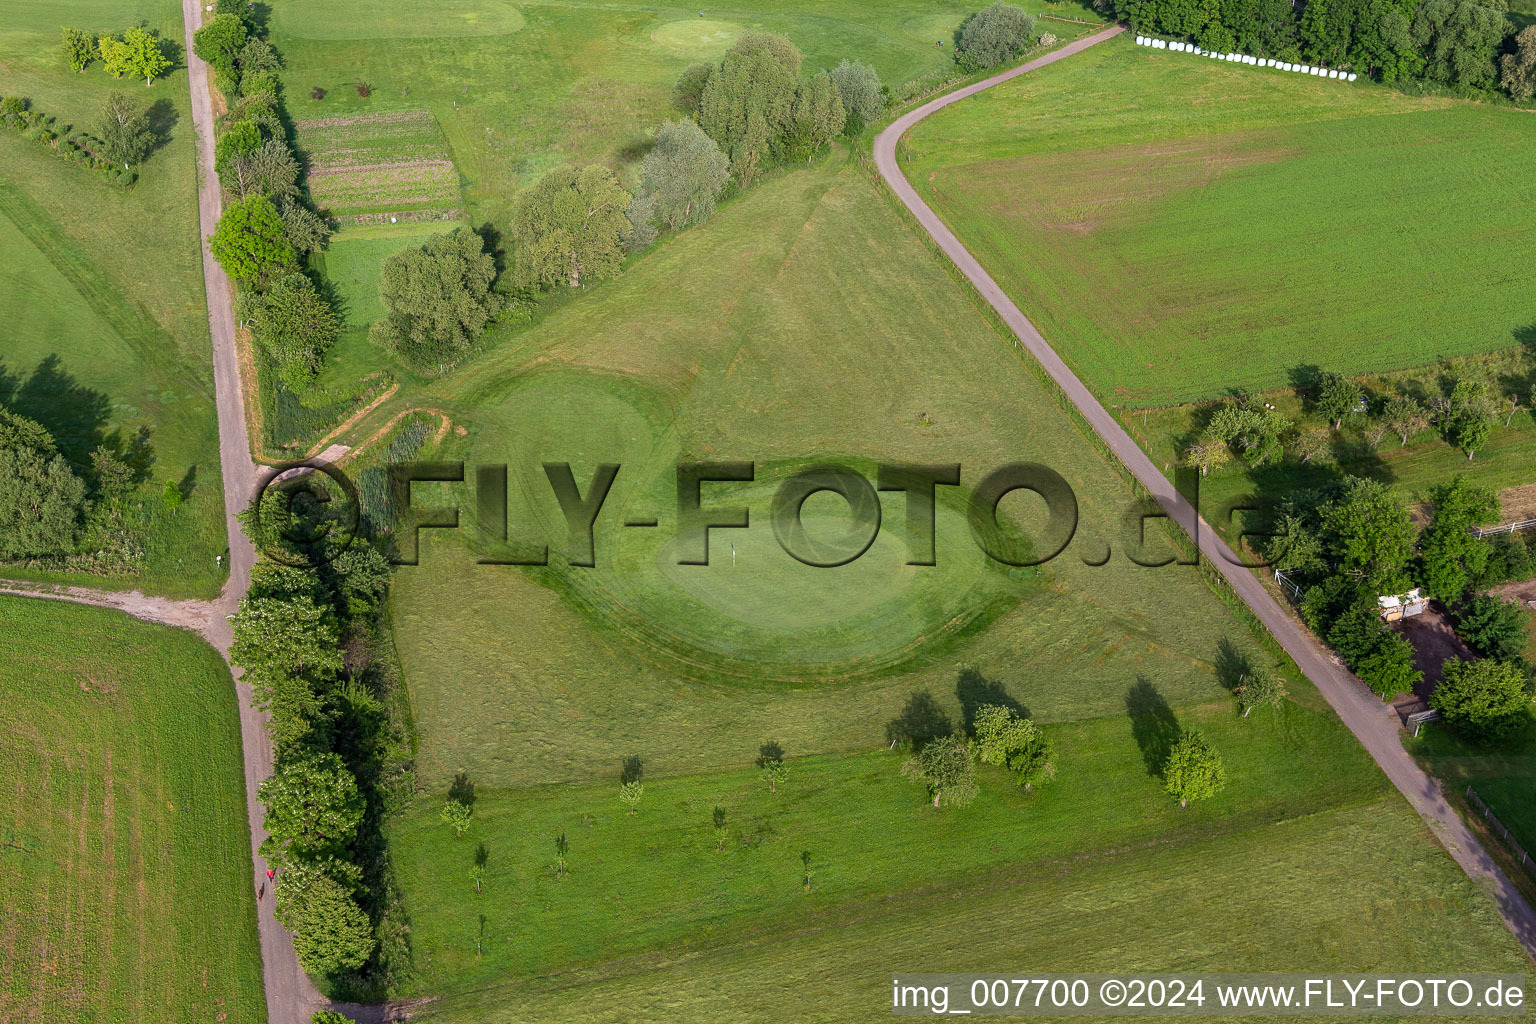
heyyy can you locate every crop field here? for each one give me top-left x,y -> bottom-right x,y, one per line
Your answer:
295,110 -> 464,226
0,0 -> 226,598
0,597 -> 264,1021
902,37 -> 1536,407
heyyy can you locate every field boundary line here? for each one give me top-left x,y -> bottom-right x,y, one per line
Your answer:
873,23 -> 1536,962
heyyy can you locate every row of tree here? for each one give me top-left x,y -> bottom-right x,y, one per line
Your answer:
1186,369 -> 1515,476
231,493 -> 400,983
200,2 -> 340,396
1110,0 -> 1533,96
59,25 -> 173,86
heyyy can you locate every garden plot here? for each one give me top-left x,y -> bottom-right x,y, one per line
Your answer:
295,109 -> 463,227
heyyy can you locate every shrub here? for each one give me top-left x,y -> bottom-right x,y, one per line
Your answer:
954,3 -> 1038,72
355,81 -> 372,97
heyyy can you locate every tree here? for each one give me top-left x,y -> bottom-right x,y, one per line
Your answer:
440,798 -> 472,836
728,30 -> 803,76
1319,476 -> 1417,592
97,34 -> 133,80
90,446 -> 135,502
1431,657 -> 1532,743
1234,668 -> 1287,715
215,120 -> 262,179
901,734 -> 978,808
251,273 -> 339,392
60,28 -> 94,72
1354,633 -> 1422,698
1410,0 -> 1508,88
1381,394 -> 1428,446
274,863 -> 375,976
229,591 -> 343,688
259,753 -> 365,865
1456,594 -> 1529,661
223,140 -> 301,202
955,3 -> 1038,72
554,832 -> 569,880
757,741 -> 787,793
828,58 -> 883,134
1448,378 -> 1497,460
240,37 -> 283,77
1314,370 -> 1363,429
1202,401 -> 1289,467
193,13 -> 247,79
370,228 -> 501,370
512,166 -> 631,290
161,479 -> 183,510
1502,25 -> 1536,98
209,194 -> 298,288
99,93 -> 154,166
122,27 -> 171,86
0,409 -> 86,558
1162,729 -> 1225,806
1291,429 -> 1330,465
312,1012 -> 355,1024
1419,476 -> 1498,601
622,192 -> 658,252
712,806 -> 727,851
784,71 -> 845,162
699,46 -> 798,184
640,120 -> 729,229
619,779 -> 644,814
278,198 -> 330,256
1184,439 -> 1231,477
972,704 -> 1054,787
673,61 -> 715,115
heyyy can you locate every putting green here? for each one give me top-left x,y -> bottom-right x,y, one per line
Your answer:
268,0 -> 526,40
455,375 -> 1028,684
650,18 -> 742,55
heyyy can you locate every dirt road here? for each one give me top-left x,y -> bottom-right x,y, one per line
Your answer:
873,24 -> 1536,960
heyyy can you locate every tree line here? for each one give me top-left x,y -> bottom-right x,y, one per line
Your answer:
199,1 -> 341,398
1110,0 -> 1534,97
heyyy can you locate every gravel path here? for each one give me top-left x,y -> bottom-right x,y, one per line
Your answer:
873,23 -> 1536,961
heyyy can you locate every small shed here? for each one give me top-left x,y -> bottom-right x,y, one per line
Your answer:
1378,588 -> 1430,622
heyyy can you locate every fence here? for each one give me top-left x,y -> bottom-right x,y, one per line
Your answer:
1470,517 -> 1536,539
1273,568 -> 1302,602
1465,786 -> 1535,878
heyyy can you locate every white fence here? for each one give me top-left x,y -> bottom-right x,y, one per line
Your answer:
1134,35 -> 1359,81
1466,786 -> 1536,878
1470,517 -> 1536,539
1273,568 -> 1302,601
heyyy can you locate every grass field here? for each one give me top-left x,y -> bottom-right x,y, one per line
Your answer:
0,0 -> 226,597
407,798 -> 1527,1021
385,155 -> 1276,791
902,37 -> 1536,408
0,596 -> 264,1020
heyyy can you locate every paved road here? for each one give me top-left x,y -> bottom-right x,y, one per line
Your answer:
874,24 -> 1536,961
177,0 -> 323,1019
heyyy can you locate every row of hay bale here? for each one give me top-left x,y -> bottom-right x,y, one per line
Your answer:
1134,35 -> 1359,81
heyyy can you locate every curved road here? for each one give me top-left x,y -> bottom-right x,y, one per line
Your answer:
875,24 -> 1536,961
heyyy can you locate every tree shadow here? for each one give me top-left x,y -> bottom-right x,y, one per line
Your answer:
955,667 -> 1029,734
1214,638 -> 1252,693
617,135 -> 655,165
9,355 -> 111,469
144,98 -> 178,158
175,463 -> 198,502
885,689 -> 952,749
474,841 -> 488,869
1125,677 -> 1180,777
1287,363 -> 1322,402
620,755 -> 643,784
448,771 -> 475,807
756,740 -> 784,766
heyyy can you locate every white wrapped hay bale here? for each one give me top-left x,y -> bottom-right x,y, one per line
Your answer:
1347,72 -> 1357,81
1328,69 -> 1339,78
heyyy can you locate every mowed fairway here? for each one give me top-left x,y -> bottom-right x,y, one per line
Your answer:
903,38 -> 1536,406
388,156 -> 1270,791
0,0 -> 226,597
0,597 -> 264,1021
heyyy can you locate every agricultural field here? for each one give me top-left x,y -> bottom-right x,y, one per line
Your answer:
295,110 -> 463,227
0,596 -> 264,1021
0,0 -> 226,598
901,36 -> 1536,408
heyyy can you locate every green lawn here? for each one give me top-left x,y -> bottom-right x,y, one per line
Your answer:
0,596 -> 265,1021
387,155 -> 1278,792
405,797 -> 1527,1020
902,36 -> 1536,408
0,0 -> 226,597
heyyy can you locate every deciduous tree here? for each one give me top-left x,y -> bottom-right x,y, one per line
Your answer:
828,58 -> 883,134
370,228 -> 501,370
274,863 -> 375,975
512,165 -> 631,289
955,3 -> 1038,71
784,71 -> 845,162
60,28 -> 94,72
259,753 -> 365,864
1419,476 -> 1498,601
122,26 -> 171,86
251,273 -> 339,392
209,194 -> 298,288
193,13 -> 247,79
1456,594 -> 1529,661
901,734 -> 978,808
1431,657 -> 1531,743
1162,729 -> 1225,806
1502,25 -> 1536,98
1314,370 -> 1363,429
99,92 -> 154,166
639,120 -> 729,229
